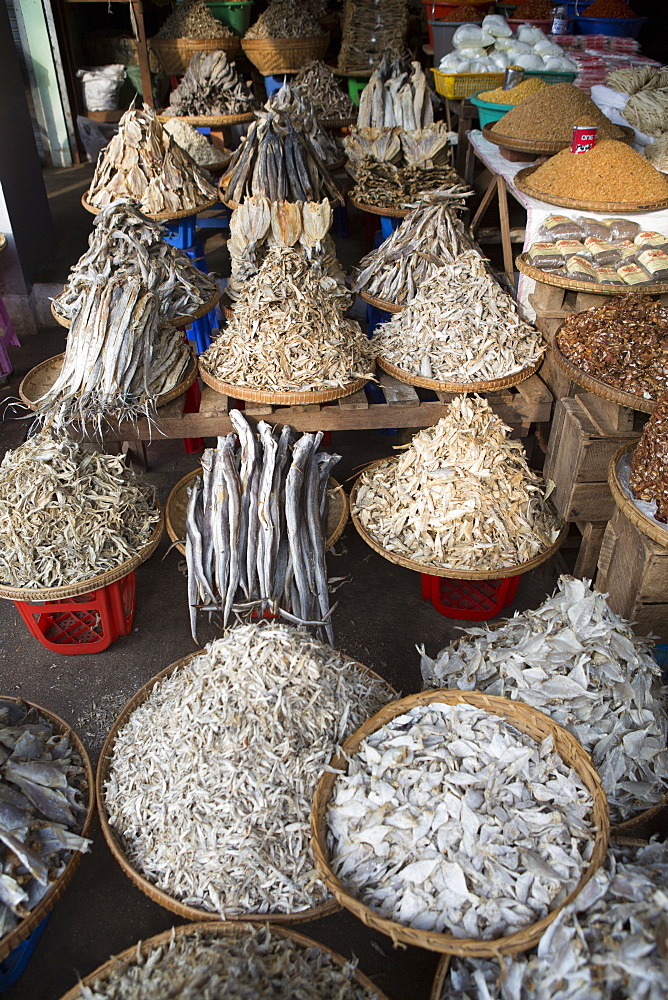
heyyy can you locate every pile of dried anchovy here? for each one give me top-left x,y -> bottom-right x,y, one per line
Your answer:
630,390 -> 668,521
0,698 -> 91,941
373,251 -> 544,383
0,431 -> 159,590
244,0 -> 322,39
86,106 -> 217,215
156,0 -> 232,38
357,50 -> 434,130
293,60 -> 356,120
557,295 -> 668,401
163,118 -> 228,169
104,624 -> 393,916
200,246 -> 375,393
338,0 -> 408,74
76,925 -> 381,999
185,410 -> 340,643
266,81 -> 341,166
421,575 -> 668,824
354,396 -> 561,571
327,701 -> 595,939
52,199 -> 218,325
165,50 -> 256,117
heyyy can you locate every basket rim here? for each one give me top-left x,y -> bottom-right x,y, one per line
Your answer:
347,195 -> 411,219
376,353 -> 543,393
241,32 -> 330,48
429,956 -> 451,1000
514,166 -> 668,213
358,290 -> 404,314
81,193 -> 220,223
157,110 -> 255,126
515,253 -> 668,295
310,688 -> 609,957
608,441 -> 668,547
198,366 -> 371,405
482,121 -> 635,155
552,343 -> 658,414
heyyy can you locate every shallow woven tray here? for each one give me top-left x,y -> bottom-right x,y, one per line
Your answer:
156,110 -> 255,127
311,688 -> 609,957
347,195 -> 410,219
482,121 -> 635,156
96,652 -> 396,926
358,290 -> 404,314
81,193 -> 220,223
609,442 -> 668,547
241,34 -> 329,75
553,343 -> 658,415
166,468 -> 348,556
514,166 -> 668,213
0,697 -> 94,964
610,794 -> 668,840
376,354 -> 543,394
199,367 -> 370,406
51,287 -> 221,330
350,458 -> 567,581
320,115 -> 356,130
516,253 -> 668,295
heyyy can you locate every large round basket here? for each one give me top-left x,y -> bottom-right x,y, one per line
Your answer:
149,36 -> 240,76
358,290 -> 404,314
81,193 -> 220,223
482,121 -> 635,156
166,468 -> 349,555
199,366 -> 370,406
56,921 -> 391,1000
376,354 -> 543,394
157,110 -> 255,127
608,442 -> 668,547
350,458 -> 567,580
241,34 -> 329,75
610,794 -> 668,841
0,697 -> 95,963
553,343 -> 658,415
320,115 -> 356,130
430,956 -> 450,1000
348,195 -> 410,219
51,287 -> 221,331
96,652 -> 397,926
514,166 -> 668,213
311,688 -> 609,957
516,253 -> 668,296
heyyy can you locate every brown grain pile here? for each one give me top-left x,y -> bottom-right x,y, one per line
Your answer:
491,83 -> 624,142
478,77 -> 547,105
442,5 -> 484,20
515,0 -> 554,17
582,0 -> 636,16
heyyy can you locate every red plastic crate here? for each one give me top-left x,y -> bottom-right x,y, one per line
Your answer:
421,574 -> 520,621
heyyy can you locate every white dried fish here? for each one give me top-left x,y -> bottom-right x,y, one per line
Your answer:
357,50 -> 434,131
266,81 -> 341,167
165,50 -> 255,118
163,118 -> 228,169
438,959 -> 501,1000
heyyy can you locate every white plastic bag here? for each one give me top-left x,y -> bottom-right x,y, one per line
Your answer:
514,53 -> 545,69
456,46 -> 489,59
517,25 -> 547,44
77,64 -> 126,111
453,24 -> 486,48
482,14 -> 512,37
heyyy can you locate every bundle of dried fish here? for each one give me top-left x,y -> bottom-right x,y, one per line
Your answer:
221,110 -> 343,205
293,60 -> 356,120
104,624 -> 393,916
338,0 -> 409,74
327,701 -> 596,939
52,199 -> 218,325
357,50 -> 434,130
631,390 -> 668,521
421,575 -> 668,824
266,81 -> 341,167
163,118 -> 228,169
156,0 -> 232,38
373,251 -> 545,383
86,105 -> 217,215
0,431 -> 159,590
355,396 -> 561,571
244,0 -> 322,39
164,50 -> 255,118
200,246 -> 375,393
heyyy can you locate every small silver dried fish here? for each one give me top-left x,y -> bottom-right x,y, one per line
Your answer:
156,0 -> 232,39
244,0 -> 322,39
293,61 -> 356,120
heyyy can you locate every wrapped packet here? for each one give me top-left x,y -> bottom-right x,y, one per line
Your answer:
577,216 -> 612,240
595,265 -> 625,285
539,215 -> 583,241
613,239 -> 638,262
617,262 -> 650,285
527,242 -> 562,268
604,217 -> 640,241
566,255 -> 597,281
555,239 -> 588,259
634,231 -> 668,250
583,236 -> 621,266
637,248 -> 668,281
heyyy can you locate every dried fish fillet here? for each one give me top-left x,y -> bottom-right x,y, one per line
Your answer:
294,60 -> 356,120
164,50 -> 256,118
437,959 -> 500,1000
357,50 -> 434,131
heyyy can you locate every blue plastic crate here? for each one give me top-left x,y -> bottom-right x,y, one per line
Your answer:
0,916 -> 50,991
162,215 -> 198,249
654,643 -> 668,681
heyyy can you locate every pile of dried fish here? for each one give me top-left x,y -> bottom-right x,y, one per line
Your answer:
164,50 -> 256,118
338,0 -> 409,74
244,0 -> 323,39
354,198 -> 474,305
631,390 -> 668,522
200,246 -> 375,393
421,575 -> 668,824
357,50 -> 434,130
293,60 -> 356,120
185,410 -> 340,643
74,925 -> 381,999
372,251 -> 545,383
163,118 -> 228,170
156,0 -> 232,38
266,81 -> 341,167
326,701 -> 596,939
0,431 -> 159,590
86,105 -> 217,215
0,698 -> 90,940
354,396 -> 561,571
52,199 -> 218,325
104,624 -> 393,916
436,959 -> 500,1000
221,111 -> 343,205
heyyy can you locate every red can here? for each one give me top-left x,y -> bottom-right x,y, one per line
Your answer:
571,125 -> 598,154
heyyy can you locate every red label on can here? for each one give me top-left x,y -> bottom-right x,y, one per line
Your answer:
571,125 -> 598,154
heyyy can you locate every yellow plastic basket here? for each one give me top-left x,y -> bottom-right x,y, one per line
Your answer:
431,67 -> 505,100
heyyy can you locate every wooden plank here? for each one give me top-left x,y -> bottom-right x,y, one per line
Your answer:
514,374 -> 552,406
628,604 -> 668,642
577,393 -> 634,433
377,373 -> 420,406
287,403 -> 322,413
199,385 -> 228,415
573,521 -> 607,580
567,482 -> 616,522
598,509 -> 668,619
244,401 -> 275,416
336,388 -> 369,410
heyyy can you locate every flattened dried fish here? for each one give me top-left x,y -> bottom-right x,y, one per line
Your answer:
293,61 -> 356,120
266,81 -> 341,167
357,50 -> 433,130
164,50 -> 256,118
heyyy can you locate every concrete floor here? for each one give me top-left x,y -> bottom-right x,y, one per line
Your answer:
0,165 -> 563,1000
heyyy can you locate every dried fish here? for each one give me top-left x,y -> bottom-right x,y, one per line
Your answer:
354,396 -> 561,571
327,702 -> 595,939
338,2 -> 409,74
357,50 -> 434,131
293,60 -> 356,120
164,50 -> 256,118
0,430 -> 159,590
438,959 -> 500,1000
421,575 -> 668,824
104,624 -> 393,915
630,389 -> 668,521
156,0 -> 232,39
163,117 -> 229,169
266,81 -> 342,167
244,0 -> 322,39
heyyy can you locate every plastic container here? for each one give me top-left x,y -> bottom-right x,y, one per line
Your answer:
431,66 -> 504,99
0,916 -> 50,990
421,574 -> 520,620
507,16 -> 553,28
470,91 -> 513,125
162,215 -> 198,249
347,77 -> 368,105
572,15 -> 647,36
654,643 -> 668,678
525,68 -> 577,84
424,0 -> 491,44
206,1 -> 253,36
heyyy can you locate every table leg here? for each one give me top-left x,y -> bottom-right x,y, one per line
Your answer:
471,173 -> 497,233
497,176 -> 514,281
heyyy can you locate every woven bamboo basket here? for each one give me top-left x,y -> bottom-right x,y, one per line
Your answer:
320,115 -> 356,130
348,195 -> 411,219
376,354 -> 543,394
610,794 -> 668,841
51,288 -> 222,331
516,253 -> 668,296
608,442 -> 668,547
552,343 -> 658,415
358,290 -> 404,314
219,290 -> 235,319
199,366 -> 370,406
430,956 -> 450,1000
482,121 -> 635,156
81,193 -> 220,223
96,652 -> 397,925
0,698 -> 95,963
241,34 -> 329,75
149,36 -> 240,76
311,689 -> 609,957
156,110 -> 255,127
514,166 -> 668,213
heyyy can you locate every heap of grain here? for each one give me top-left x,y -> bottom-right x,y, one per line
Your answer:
477,77 -> 547,105
491,83 -> 625,142
156,0 -> 232,38
244,0 -> 322,39
631,390 -> 668,521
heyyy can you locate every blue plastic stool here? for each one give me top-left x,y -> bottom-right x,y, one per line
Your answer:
263,73 -> 294,96
366,302 -> 392,338
0,915 -> 50,990
333,204 -> 349,239
380,215 -> 401,240
163,215 -> 198,249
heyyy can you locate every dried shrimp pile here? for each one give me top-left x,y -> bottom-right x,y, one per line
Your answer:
293,60 -> 356,120
631,390 -> 668,521
163,118 -> 228,169
104,624 -> 393,916
156,0 -> 231,38
244,0 -> 322,39
338,0 -> 408,74
266,81 -> 341,167
357,50 -> 433,130
86,106 -> 217,215
372,251 -> 544,383
326,701 -> 596,939
421,575 -> 668,824
200,245 -> 375,394
354,396 -> 561,571
0,431 -> 159,590
165,50 -> 255,118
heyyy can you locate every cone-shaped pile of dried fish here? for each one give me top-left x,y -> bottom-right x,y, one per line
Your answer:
266,81 -> 341,167
185,410 -> 340,644
372,251 -> 545,384
0,431 -> 159,590
0,698 -> 90,941
293,60 -> 356,120
52,199 -> 218,326
86,105 -> 217,215
104,624 -> 393,916
353,198 -> 474,306
155,0 -> 232,38
631,389 -> 668,522
357,50 -> 434,130
326,700 -> 596,940
354,396 -> 561,571
200,245 -> 375,394
220,110 -> 343,205
338,0 -> 408,74
244,0 -> 323,39
421,575 -> 668,824
164,50 -> 256,118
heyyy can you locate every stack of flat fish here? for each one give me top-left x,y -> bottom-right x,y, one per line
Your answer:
293,60 -> 356,120
165,50 -> 256,118
357,49 -> 434,130
266,81 -> 341,167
